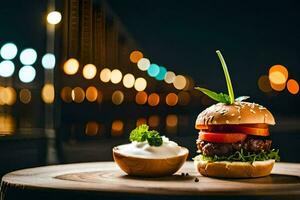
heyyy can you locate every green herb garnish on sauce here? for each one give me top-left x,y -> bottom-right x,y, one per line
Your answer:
129,124 -> 163,146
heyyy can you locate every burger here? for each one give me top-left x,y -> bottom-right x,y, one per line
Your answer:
194,50 -> 280,178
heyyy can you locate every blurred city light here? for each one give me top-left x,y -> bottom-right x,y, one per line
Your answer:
112,90 -> 124,105
270,82 -> 286,91
97,90 -> 103,104
61,87 -> 73,103
19,89 -> 31,104
178,91 -> 191,105
134,77 -> 147,91
135,91 -> 148,105
137,58 -> 150,71
85,121 -> 99,136
122,73 -> 135,88
164,71 -> 176,84
287,79 -> 299,95
0,60 -> 15,77
47,11 -> 62,25
269,65 -> 288,81
173,75 -> 187,90
165,93 -> 178,106
258,75 -> 272,93
147,63 -> 160,77
136,118 -> 147,126
155,66 -> 167,81
42,84 -> 55,104
0,43 -> 18,60
86,86 -> 98,102
71,87 -> 85,103
42,53 -> 55,69
83,64 -> 97,79
111,120 -> 124,136
0,87 -> 16,105
148,115 -> 160,128
99,68 -> 111,82
0,115 -> 15,135
63,58 -> 79,75
19,48 -> 37,65
166,114 -> 178,127
269,71 -> 286,85
18,65 -> 36,83
148,93 -> 160,106
110,69 -> 122,84
130,50 -> 143,63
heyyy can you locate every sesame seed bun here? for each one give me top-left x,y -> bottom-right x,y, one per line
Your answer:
194,156 -> 275,178
195,101 -> 275,126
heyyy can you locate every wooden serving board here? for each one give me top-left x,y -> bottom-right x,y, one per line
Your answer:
1,161 -> 300,199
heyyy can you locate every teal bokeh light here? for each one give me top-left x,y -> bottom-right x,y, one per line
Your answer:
155,66 -> 167,81
147,63 -> 160,77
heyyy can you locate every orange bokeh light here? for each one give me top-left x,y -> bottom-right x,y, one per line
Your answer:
258,75 -> 272,93
148,93 -> 160,106
136,118 -> 147,126
269,65 -> 288,81
148,115 -> 160,127
85,121 -> 99,136
287,79 -> 299,94
165,93 -> 178,106
111,120 -> 124,136
130,50 -> 143,63
86,86 -> 98,102
135,91 -> 148,105
270,82 -> 286,91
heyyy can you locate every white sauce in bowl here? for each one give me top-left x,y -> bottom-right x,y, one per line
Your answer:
116,136 -> 184,159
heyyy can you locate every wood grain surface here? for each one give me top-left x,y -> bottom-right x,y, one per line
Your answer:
1,161 -> 300,198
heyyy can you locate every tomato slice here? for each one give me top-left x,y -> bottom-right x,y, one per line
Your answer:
199,131 -> 247,143
196,124 -> 269,136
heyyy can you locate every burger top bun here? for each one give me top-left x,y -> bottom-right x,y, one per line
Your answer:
196,101 -> 275,126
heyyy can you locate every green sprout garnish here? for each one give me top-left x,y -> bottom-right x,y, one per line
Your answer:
195,50 -> 247,104
129,124 -> 163,146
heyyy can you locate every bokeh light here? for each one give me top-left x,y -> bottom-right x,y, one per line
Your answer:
0,60 -> 15,77
19,66 -> 36,83
173,75 -> 187,90
111,69 -> 122,84
19,48 -> 37,65
0,43 -> 18,60
112,90 -> 124,105
0,115 -> 15,135
166,93 -> 178,106
0,87 -> 16,105
270,82 -> 286,91
137,58 -> 150,71
63,58 -> 79,75
123,73 -> 135,88
86,86 -> 98,102
287,79 -> 299,95
258,75 -> 272,93
148,115 -> 160,128
147,64 -> 160,77
85,121 -> 99,136
134,77 -> 147,91
61,87 -> 73,103
178,91 -> 191,105
166,114 -> 178,127
111,120 -> 124,136
83,64 -> 97,79
97,90 -> 103,104
155,66 -> 167,81
42,84 -> 55,104
42,53 -> 55,69
47,11 -> 62,25
19,89 -> 31,104
148,93 -> 160,106
269,65 -> 288,81
135,91 -> 148,105
130,50 -> 143,63
71,87 -> 85,103
136,118 -> 147,126
164,71 -> 176,84
269,71 -> 286,85
100,68 -> 111,82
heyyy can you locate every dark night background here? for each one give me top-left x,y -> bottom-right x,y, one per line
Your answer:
0,0 -> 299,178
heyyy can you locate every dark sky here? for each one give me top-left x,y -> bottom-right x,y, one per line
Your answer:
107,0 -> 300,113
0,0 -> 299,114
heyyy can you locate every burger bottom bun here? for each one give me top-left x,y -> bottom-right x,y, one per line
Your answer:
194,156 -> 275,178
